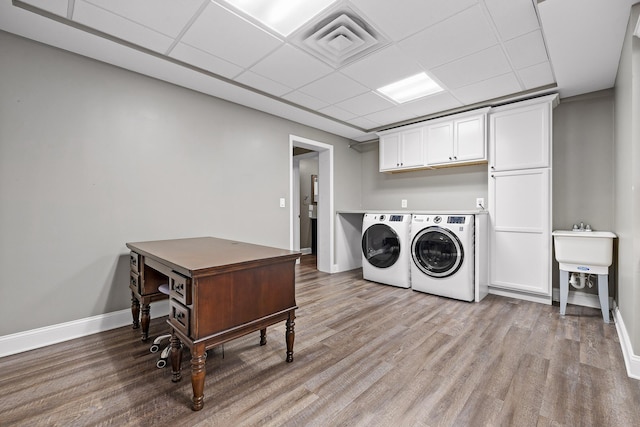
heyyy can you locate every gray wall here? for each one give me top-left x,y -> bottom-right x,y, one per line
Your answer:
360,143 -> 488,212
552,90 -> 615,295
299,156 -> 318,250
614,4 -> 640,354
0,31 -> 360,336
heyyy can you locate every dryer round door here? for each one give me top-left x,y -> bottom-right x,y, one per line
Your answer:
412,226 -> 464,278
362,224 -> 401,268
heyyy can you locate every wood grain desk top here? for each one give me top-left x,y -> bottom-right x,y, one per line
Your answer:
126,237 -> 300,277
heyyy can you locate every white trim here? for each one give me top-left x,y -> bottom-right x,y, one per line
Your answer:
488,286 -> 552,305
551,288 -> 613,309
289,135 -> 334,273
300,247 -> 312,255
0,300 -> 169,358
613,303 -> 640,379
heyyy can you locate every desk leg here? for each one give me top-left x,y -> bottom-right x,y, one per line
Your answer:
170,331 -> 182,383
260,328 -> 267,346
140,304 -> 151,341
285,311 -> 295,363
191,344 -> 206,411
131,293 -> 140,329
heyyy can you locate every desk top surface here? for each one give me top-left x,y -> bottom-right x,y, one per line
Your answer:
126,237 -> 300,274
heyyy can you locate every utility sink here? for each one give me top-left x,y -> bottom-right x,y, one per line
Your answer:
553,229 -> 617,323
552,230 -> 616,270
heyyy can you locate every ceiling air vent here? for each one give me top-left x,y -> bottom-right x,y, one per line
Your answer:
293,8 -> 388,68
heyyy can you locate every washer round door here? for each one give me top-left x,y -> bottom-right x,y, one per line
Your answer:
412,226 -> 464,278
362,224 -> 401,268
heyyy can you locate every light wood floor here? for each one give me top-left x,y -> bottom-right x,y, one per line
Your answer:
1,255 -> 639,426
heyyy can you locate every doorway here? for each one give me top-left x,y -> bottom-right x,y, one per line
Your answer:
289,135 -> 334,273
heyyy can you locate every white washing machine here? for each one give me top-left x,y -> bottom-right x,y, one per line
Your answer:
362,213 -> 411,288
410,214 -> 475,301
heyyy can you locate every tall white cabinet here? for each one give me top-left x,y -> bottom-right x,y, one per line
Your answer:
488,94 -> 559,303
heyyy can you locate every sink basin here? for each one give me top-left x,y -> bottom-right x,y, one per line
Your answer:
552,230 -> 616,270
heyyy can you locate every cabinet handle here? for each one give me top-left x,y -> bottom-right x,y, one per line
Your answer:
453,156 -> 457,160
490,166 -> 495,169
491,174 -> 495,178
449,157 -> 452,161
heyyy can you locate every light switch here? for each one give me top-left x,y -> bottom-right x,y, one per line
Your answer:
279,198 -> 286,208
401,199 -> 408,208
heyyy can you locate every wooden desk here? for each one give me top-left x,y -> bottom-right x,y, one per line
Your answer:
126,237 -> 300,410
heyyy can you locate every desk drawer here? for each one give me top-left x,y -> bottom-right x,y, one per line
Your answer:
169,272 -> 192,306
170,300 -> 190,336
130,252 -> 141,273
129,271 -> 140,294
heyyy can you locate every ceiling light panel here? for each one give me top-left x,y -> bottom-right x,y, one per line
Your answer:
220,0 -> 338,36
377,73 -> 444,104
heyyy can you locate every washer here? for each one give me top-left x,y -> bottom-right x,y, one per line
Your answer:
410,214 -> 475,301
362,213 -> 411,288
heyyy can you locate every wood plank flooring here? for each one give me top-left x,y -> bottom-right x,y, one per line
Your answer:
1,255 -> 639,426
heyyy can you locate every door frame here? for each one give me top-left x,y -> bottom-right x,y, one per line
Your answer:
289,135 -> 334,273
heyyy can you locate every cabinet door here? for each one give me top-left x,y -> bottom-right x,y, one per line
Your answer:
489,168 -> 551,295
455,115 -> 485,161
489,102 -> 550,171
379,133 -> 400,171
400,127 -> 424,168
426,121 -> 454,165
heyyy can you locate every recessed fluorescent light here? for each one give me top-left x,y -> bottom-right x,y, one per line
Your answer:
222,0 -> 338,37
376,73 -> 444,104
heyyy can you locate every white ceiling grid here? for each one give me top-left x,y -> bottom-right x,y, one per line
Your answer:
3,0 -> 637,141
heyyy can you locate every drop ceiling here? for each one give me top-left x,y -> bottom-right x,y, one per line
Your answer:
0,0 -> 637,141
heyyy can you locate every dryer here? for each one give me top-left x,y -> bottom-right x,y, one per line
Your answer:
362,213 -> 411,288
410,214 -> 475,301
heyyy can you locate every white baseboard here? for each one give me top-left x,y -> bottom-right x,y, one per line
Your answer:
0,300 -> 169,358
551,288 -> 614,309
613,302 -> 640,380
488,287 -> 552,305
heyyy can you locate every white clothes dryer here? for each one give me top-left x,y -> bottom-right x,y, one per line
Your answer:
410,214 -> 475,301
362,213 -> 411,288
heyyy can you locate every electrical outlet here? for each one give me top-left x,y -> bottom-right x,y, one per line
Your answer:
279,198 -> 286,208
476,198 -> 485,209
401,199 -> 408,208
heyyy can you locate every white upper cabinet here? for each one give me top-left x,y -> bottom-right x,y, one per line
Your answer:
426,108 -> 489,167
489,96 -> 558,172
379,126 -> 425,172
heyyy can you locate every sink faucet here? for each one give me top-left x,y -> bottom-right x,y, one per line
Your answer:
572,222 -> 592,231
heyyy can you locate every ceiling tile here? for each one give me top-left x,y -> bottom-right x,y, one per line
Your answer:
73,1 -> 174,53
346,116 -> 382,130
299,72 -> 369,104
234,71 -> 292,97
431,45 -> 511,89
249,44 -> 334,89
169,43 -> 243,79
319,105 -> 358,122
504,30 -> 549,70
517,61 -> 555,90
363,106 -> 418,126
402,92 -> 464,117
451,72 -> 522,104
20,0 -> 68,17
398,5 -> 497,69
340,45 -> 425,89
484,0 -> 540,41
335,91 -> 396,116
180,2 -> 282,68
350,0 -> 478,41
282,91 -> 330,110
79,0 -> 204,38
